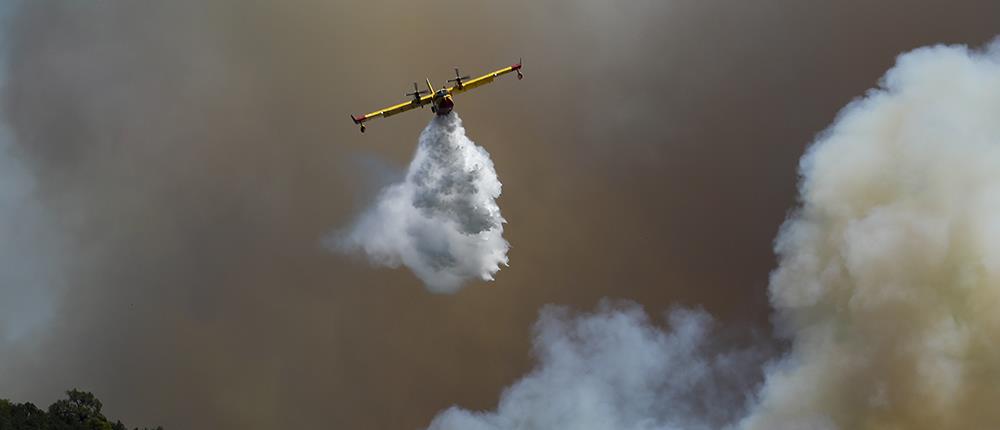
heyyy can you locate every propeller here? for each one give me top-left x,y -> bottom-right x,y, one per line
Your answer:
405,82 -> 429,103
516,57 -> 523,80
447,68 -> 471,88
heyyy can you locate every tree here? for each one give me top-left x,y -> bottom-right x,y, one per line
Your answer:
0,400 -> 9,429
0,401 -> 48,430
47,390 -> 111,430
0,390 -> 158,430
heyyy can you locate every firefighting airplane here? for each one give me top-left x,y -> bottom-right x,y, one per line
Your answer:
350,60 -> 523,133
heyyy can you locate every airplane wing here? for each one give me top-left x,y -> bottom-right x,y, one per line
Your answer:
351,60 -> 522,132
351,93 -> 434,132
449,61 -> 523,95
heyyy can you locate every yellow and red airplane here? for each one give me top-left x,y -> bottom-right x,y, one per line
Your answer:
351,60 -> 523,133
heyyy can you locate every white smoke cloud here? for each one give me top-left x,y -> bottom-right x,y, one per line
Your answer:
428,302 -> 767,430
427,41 -> 1000,429
333,113 -> 509,293
741,41 -> 1000,429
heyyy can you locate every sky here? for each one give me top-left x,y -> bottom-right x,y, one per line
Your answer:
0,1 -> 998,429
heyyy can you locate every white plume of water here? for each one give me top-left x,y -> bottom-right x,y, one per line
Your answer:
335,113 -> 509,293
426,40 -> 1000,429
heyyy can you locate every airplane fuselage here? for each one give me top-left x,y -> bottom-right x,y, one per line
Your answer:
431,90 -> 455,116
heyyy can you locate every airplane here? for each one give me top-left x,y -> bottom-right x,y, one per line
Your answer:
350,60 -> 523,133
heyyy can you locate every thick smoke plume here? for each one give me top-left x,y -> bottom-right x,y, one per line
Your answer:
741,40 -> 1000,429
334,113 -> 509,293
429,42 -> 1000,429
429,302 -> 767,430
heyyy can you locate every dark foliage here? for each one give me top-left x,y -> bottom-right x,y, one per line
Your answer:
0,391 -> 160,430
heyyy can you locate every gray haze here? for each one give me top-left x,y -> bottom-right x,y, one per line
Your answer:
0,1 -> 998,429
0,0 -> 64,350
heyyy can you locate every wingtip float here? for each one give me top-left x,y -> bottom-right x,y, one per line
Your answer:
350,59 -> 523,133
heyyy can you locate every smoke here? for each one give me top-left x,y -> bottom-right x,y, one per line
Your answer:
428,41 -> 1000,429
0,121 -> 61,343
2,1 -> 999,428
428,302 -> 768,430
741,40 -> 1000,429
332,113 -> 509,293
0,0 -> 62,345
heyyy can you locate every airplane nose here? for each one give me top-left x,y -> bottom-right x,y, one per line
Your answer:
435,95 -> 455,115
